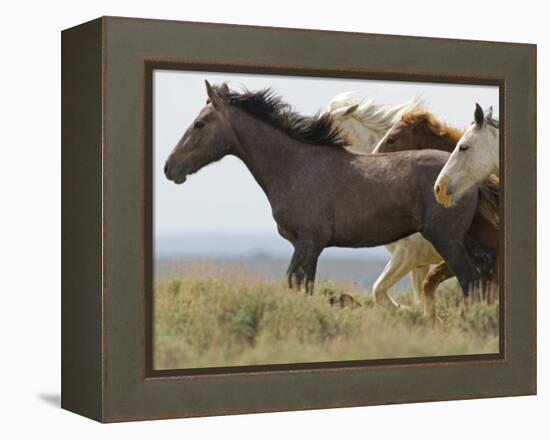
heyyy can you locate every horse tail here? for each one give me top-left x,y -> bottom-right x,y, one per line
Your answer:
477,174 -> 499,229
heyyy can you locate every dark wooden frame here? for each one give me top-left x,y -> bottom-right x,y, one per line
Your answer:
62,16 -> 536,423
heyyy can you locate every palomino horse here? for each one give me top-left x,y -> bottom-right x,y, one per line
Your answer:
435,104 -> 499,207
328,93 -> 429,305
375,110 -> 499,321
164,81 -> 493,303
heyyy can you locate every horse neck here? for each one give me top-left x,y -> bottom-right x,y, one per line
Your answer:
338,118 -> 382,153
480,129 -> 500,176
351,122 -> 383,153
225,108 -> 305,196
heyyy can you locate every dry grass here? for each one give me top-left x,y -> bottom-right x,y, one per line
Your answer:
154,263 -> 499,370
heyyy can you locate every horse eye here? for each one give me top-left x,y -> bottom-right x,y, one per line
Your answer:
194,120 -> 205,129
387,138 -> 396,145
459,144 -> 470,152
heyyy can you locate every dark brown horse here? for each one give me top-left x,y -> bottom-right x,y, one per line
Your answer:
374,110 -> 499,317
164,82 -> 494,298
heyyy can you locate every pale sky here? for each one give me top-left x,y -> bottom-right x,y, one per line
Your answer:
153,70 -> 498,254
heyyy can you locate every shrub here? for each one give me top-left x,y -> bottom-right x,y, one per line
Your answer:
153,264 -> 499,369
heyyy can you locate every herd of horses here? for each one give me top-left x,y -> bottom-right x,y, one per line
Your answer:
163,80 -> 500,322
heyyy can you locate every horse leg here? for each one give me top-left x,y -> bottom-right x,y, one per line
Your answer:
286,249 -> 301,289
299,246 -> 320,294
372,246 -> 413,309
287,241 -> 321,294
422,262 -> 454,324
410,266 -> 429,307
423,237 -> 479,298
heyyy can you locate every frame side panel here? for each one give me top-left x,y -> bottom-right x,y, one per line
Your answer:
61,18 -> 104,421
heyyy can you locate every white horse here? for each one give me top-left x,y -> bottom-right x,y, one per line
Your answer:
328,93 -> 436,308
434,104 -> 499,207
327,92 -> 424,153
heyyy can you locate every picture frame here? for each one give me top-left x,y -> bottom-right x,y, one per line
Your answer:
61,16 -> 536,422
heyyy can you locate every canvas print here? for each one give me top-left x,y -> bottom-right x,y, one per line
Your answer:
153,70 -> 500,370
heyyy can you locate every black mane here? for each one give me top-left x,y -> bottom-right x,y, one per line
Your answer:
213,84 -> 349,148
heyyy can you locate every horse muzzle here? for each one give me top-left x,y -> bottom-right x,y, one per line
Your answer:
164,158 -> 188,184
434,176 -> 454,208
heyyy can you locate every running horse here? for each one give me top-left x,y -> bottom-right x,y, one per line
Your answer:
375,109 -> 499,320
164,81 -> 494,303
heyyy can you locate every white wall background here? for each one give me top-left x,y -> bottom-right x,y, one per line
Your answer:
0,1 -> 545,438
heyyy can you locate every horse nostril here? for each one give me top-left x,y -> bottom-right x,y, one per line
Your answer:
164,162 -> 169,177
434,184 -> 440,195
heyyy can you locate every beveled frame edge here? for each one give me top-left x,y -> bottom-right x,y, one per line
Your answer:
60,16 -> 535,423
143,59 -> 507,380
61,17 -> 104,421
76,14 -> 537,48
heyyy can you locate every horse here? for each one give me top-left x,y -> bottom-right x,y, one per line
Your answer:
327,92 -> 424,154
434,103 -> 499,207
374,109 -> 499,321
373,111 -> 463,155
328,93 -> 430,305
164,81 -> 493,305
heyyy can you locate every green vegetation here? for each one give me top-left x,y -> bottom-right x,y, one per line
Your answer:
154,265 -> 499,370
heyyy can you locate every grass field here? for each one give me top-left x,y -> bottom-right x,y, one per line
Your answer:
154,263 -> 499,370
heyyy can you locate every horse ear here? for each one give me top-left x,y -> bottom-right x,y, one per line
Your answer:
484,105 -> 494,121
332,104 -> 359,117
205,80 -> 223,109
344,104 -> 359,116
474,103 -> 484,127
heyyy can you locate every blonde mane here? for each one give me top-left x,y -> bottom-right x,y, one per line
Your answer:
328,92 -> 425,134
401,110 -> 464,144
